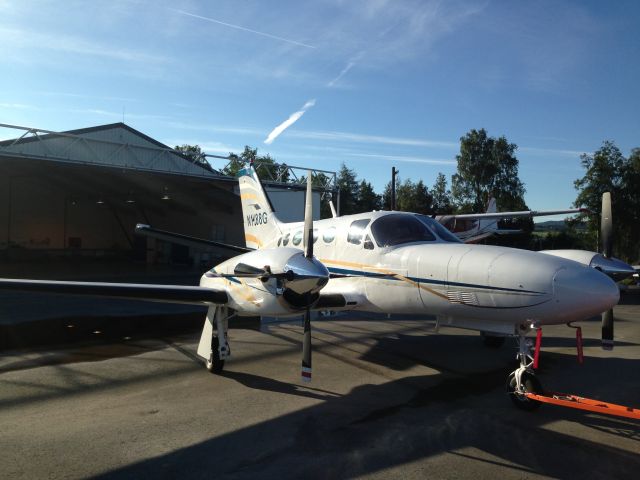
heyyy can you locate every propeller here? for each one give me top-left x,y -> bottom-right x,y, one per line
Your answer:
301,171 -> 314,382
209,263 -> 294,282
600,192 -> 614,350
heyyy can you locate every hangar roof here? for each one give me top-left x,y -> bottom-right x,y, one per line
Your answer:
0,122 -> 221,179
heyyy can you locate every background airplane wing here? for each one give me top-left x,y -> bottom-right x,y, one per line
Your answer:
135,224 -> 253,253
447,207 -> 586,221
0,278 -> 228,305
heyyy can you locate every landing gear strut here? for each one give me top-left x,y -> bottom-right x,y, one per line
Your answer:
198,306 -> 232,374
507,328 -> 543,411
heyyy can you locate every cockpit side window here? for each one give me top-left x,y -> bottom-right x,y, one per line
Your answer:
347,219 -> 371,245
370,214 -> 436,247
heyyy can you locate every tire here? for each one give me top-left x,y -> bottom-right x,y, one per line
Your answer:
507,370 -> 543,411
205,337 -> 225,374
482,334 -> 506,349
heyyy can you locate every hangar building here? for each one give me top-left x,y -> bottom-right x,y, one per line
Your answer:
0,123 -> 331,271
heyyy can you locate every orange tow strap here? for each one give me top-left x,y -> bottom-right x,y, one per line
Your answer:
526,392 -> 640,420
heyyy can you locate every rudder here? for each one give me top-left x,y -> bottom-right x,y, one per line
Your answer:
238,165 -> 283,249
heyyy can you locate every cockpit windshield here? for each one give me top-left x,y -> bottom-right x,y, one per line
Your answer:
370,214 -> 436,247
370,213 -> 462,247
416,215 -> 462,243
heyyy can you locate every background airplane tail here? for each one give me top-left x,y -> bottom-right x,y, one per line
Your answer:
478,197 -> 498,232
237,165 -> 283,249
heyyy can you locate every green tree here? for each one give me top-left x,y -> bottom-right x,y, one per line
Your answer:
174,144 -> 212,171
223,146 -> 288,182
574,141 -> 640,261
336,163 -> 360,215
431,172 -> 454,214
356,180 -> 381,212
451,129 -> 527,213
300,172 -> 335,219
381,178 -> 432,214
451,129 -> 532,244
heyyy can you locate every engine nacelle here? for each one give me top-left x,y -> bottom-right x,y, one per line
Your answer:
539,249 -> 636,282
200,247 -> 329,315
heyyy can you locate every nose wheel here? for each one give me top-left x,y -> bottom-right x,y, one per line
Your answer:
507,330 -> 543,411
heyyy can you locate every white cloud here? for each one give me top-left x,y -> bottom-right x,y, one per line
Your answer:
0,103 -> 37,110
264,99 -> 316,145
346,152 -> 455,165
0,27 -> 167,65
287,129 -> 457,149
519,146 -> 584,158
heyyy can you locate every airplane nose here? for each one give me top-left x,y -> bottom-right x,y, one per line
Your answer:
553,265 -> 619,322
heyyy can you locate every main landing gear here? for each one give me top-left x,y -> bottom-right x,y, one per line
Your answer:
506,326 -> 543,411
198,306 -> 232,374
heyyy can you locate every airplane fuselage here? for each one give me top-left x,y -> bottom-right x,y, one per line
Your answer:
201,209 -> 619,335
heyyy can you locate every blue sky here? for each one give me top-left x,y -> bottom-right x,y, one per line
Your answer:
1,0 -> 638,218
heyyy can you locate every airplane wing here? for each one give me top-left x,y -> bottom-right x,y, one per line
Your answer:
0,278 -> 227,305
445,207 -> 586,221
135,224 -> 253,254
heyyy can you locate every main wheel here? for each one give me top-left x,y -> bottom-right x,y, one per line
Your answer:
507,370 -> 543,411
206,336 -> 225,374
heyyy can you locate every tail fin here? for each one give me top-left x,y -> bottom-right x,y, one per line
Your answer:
238,165 -> 283,249
477,197 -> 499,233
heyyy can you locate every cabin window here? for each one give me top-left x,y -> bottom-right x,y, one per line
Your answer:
277,237 -> 282,247
282,233 -> 290,246
313,228 -> 319,244
347,219 -> 371,245
323,226 -> 336,243
292,230 -> 303,246
370,214 -> 436,247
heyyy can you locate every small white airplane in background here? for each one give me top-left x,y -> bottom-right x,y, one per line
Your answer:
436,197 -> 584,243
0,165 -> 622,411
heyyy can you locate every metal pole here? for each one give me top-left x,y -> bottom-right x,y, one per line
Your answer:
63,197 -> 67,250
6,177 -> 12,250
391,167 -> 397,210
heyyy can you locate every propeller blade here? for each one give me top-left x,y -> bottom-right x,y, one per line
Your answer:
303,170 -> 313,259
234,262 -> 266,276
600,192 -> 615,350
602,309 -> 614,350
601,192 -> 613,258
301,307 -> 312,382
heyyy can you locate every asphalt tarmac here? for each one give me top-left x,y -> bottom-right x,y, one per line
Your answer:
1,296 -> 639,479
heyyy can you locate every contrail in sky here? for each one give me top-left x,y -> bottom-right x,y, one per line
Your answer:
171,9 -> 315,49
264,99 -> 316,145
327,62 -> 355,87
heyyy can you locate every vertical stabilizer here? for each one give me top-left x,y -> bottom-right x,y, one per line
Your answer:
477,197 -> 499,234
237,165 -> 283,249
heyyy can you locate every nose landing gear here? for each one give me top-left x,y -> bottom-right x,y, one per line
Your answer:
507,328 -> 543,411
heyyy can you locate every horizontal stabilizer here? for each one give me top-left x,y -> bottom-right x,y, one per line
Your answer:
135,224 -> 252,253
0,278 -> 228,305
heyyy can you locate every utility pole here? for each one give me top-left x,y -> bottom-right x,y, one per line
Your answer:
391,167 -> 398,210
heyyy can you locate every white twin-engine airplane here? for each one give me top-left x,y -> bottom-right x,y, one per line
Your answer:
0,165 -> 621,411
